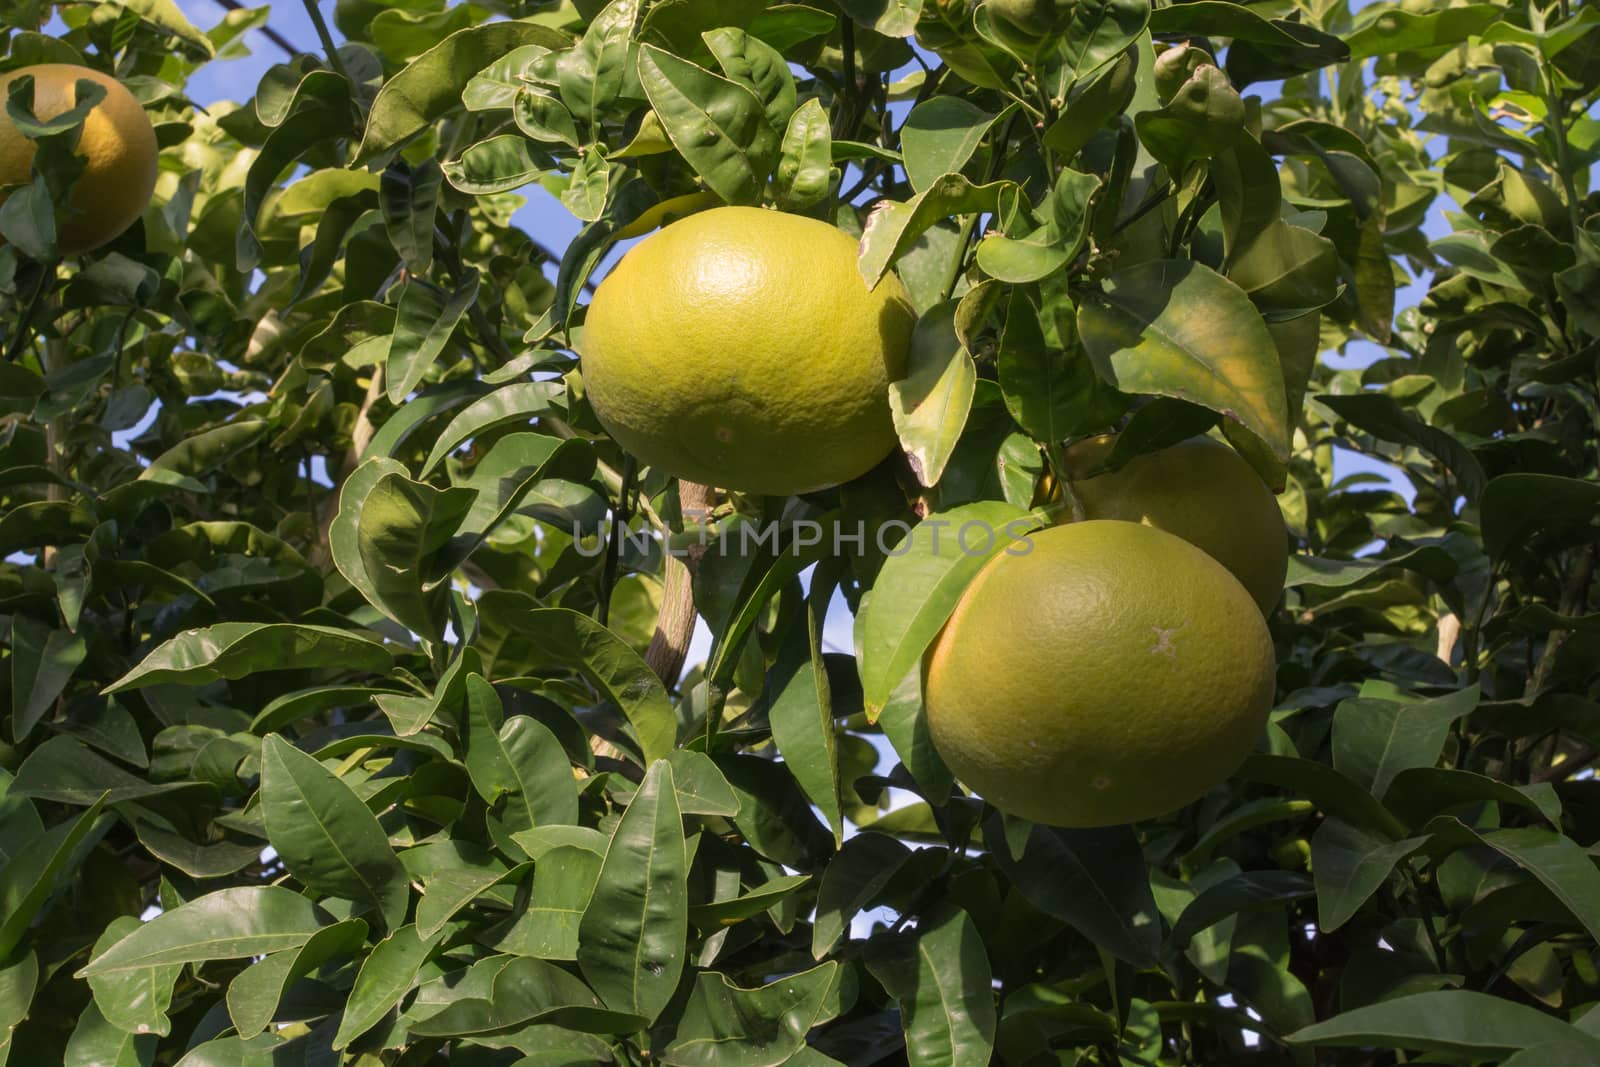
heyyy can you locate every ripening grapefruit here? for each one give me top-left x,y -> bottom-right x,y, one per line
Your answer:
924,521 -> 1275,827
0,64 -> 159,254
1063,434 -> 1288,615
580,206 -> 916,497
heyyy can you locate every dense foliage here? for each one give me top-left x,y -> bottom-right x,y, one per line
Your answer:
1,0 -> 1598,1062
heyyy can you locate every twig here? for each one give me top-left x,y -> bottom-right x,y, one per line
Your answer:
299,0 -> 350,82
209,0 -> 302,60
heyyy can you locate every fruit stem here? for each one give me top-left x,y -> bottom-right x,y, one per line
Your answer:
301,0 -> 351,84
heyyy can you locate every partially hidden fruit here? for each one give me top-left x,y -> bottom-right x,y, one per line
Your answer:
924,521 -> 1275,827
582,206 -> 916,496
0,64 -> 159,254
1063,434 -> 1287,615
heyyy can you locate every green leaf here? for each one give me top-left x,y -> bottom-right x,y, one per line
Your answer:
10,615 -> 86,742
1164,870 -> 1310,963
665,750 -> 741,817
104,0 -> 214,57
661,961 -> 843,1067
138,419 -> 268,491
333,924 -> 443,1050
839,0 -> 921,37
1310,819 -> 1428,932
1236,753 -> 1409,839
63,1002 -> 155,1067
1228,221 -> 1340,316
704,26 -> 797,135
105,623 -> 393,693
901,97 -> 1000,194
986,816 -> 1161,966
260,735 -> 409,930
237,73 -> 353,271
355,21 -> 571,163
226,919 -> 367,1040
1481,474 -> 1600,561
995,287 -> 1115,442
768,593 -> 841,845
975,168 -> 1100,284
688,873 -> 812,928
386,272 -> 480,404
0,798 -> 107,960
0,951 -> 37,1051
486,845 -> 602,960
1316,393 -> 1486,501
475,598 -> 677,764
9,736 -> 204,807
514,87 -> 582,147
1287,990 -> 1600,1058
867,905 -> 996,1067
637,44 -> 780,205
1384,767 -> 1561,829
1331,686 -> 1480,798
78,887 -> 329,975
1345,3 -> 1501,59
558,0 -> 642,131
1455,824 -> 1600,945
444,134 -> 548,194
773,97 -> 833,209
856,501 -> 1036,718
86,916 -> 181,1037
858,174 -> 1008,288
380,158 -> 442,275
1078,259 -> 1289,461
463,675 -> 580,839
420,381 -> 566,474
354,470 -> 476,640
1048,0 -> 1149,97
811,833 -> 914,958
889,302 -> 977,488
578,760 -> 687,1024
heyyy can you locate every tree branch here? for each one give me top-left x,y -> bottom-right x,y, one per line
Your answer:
645,480 -> 712,688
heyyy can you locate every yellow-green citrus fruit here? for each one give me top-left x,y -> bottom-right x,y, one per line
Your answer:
0,64 -> 159,254
582,206 -> 916,496
924,521 -> 1275,827
1064,435 -> 1288,615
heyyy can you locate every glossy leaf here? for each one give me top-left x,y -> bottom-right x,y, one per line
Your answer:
577,760 -> 687,1023
1078,259 -> 1290,460
106,623 -> 393,693
856,501 -> 1036,718
260,735 -> 409,930
78,887 -> 329,975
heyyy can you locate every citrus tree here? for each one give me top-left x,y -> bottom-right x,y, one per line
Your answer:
1,0 -> 1599,1062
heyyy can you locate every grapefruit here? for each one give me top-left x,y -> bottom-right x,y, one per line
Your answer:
924,521 -> 1275,827
581,206 -> 915,496
1063,435 -> 1288,614
0,64 -> 159,254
